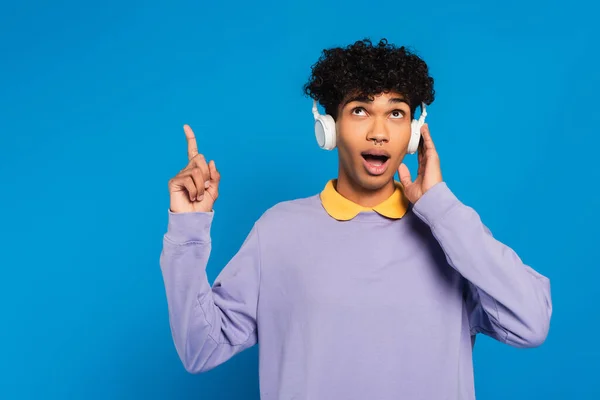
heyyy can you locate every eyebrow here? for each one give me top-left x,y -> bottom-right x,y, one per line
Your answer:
342,95 -> 409,107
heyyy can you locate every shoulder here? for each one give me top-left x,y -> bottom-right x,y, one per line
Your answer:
257,194 -> 323,226
247,193 -> 328,241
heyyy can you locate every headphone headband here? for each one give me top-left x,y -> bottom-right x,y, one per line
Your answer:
312,99 -> 319,118
418,102 -> 427,121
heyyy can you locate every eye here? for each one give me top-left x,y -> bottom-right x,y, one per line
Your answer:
351,107 -> 367,116
390,110 -> 405,119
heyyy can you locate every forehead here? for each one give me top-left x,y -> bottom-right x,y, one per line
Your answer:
340,90 -> 409,107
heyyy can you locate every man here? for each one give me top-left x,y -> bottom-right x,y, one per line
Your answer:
159,38 -> 552,399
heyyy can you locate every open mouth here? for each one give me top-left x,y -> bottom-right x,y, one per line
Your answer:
361,151 -> 390,175
362,153 -> 389,165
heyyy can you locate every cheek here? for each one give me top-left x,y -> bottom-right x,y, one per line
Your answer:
392,125 -> 412,152
336,137 -> 360,168
336,125 -> 363,158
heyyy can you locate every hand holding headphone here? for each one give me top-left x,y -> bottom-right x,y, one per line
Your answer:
312,99 -> 427,154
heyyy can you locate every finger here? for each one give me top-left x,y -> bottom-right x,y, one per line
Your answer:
398,163 -> 412,187
420,123 -> 436,152
418,138 -> 426,167
417,157 -> 425,178
204,160 -> 220,202
188,167 -> 205,201
208,160 -> 220,184
170,175 -> 198,202
189,153 -> 210,188
183,124 -> 199,161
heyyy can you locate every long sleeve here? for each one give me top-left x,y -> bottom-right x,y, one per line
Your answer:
159,210 -> 261,373
411,182 -> 552,348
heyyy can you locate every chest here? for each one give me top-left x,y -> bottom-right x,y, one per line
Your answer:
259,219 -> 465,321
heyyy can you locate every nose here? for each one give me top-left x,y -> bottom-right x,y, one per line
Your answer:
366,119 -> 389,145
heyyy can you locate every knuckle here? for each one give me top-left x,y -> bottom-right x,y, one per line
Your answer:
192,167 -> 203,176
192,169 -> 205,180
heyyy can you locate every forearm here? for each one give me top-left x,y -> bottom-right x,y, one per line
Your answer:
412,183 -> 552,347
160,210 -> 260,372
160,211 -> 219,372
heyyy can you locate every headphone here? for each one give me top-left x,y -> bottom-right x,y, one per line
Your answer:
312,99 -> 427,154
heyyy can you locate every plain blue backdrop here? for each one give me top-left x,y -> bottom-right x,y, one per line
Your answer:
1,0 -> 599,399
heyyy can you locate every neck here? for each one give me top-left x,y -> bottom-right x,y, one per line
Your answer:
335,171 -> 396,208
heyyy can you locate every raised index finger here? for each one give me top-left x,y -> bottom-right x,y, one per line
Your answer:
183,124 -> 198,160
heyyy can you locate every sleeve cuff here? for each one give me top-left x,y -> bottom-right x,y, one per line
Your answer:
411,182 -> 462,227
164,209 -> 214,244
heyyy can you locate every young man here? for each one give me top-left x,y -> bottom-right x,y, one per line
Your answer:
159,38 -> 552,399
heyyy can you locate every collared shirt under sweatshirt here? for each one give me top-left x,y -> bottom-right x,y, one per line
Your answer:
159,181 -> 552,400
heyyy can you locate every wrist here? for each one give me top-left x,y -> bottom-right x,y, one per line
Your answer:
412,182 -> 460,226
165,209 -> 214,244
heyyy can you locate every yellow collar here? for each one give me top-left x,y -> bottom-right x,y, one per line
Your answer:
319,179 -> 409,221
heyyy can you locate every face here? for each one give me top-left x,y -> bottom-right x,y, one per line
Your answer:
335,91 -> 412,192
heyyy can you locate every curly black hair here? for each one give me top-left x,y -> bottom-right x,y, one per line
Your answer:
303,38 -> 435,120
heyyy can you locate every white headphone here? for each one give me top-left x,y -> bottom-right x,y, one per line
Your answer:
312,99 -> 427,154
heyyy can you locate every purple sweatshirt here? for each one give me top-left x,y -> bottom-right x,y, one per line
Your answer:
159,182 -> 552,399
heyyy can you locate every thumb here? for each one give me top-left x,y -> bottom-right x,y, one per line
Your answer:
398,163 -> 412,187
205,160 -> 220,201
208,160 -> 220,184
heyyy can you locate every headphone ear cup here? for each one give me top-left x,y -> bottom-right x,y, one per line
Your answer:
407,119 -> 421,154
315,114 -> 336,150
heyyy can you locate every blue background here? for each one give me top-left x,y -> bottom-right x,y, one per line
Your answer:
1,0 -> 598,399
